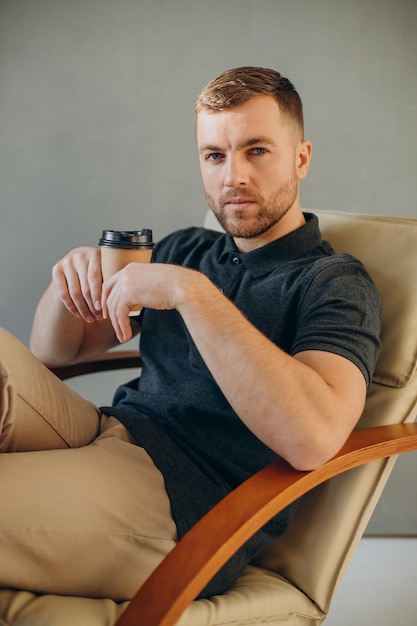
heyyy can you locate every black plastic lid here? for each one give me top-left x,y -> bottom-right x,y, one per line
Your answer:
98,229 -> 154,249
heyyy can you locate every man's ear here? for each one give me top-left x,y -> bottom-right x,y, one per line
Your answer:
296,140 -> 312,180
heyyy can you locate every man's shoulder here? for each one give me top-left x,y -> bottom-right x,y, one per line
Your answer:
305,250 -> 372,279
300,250 -> 381,308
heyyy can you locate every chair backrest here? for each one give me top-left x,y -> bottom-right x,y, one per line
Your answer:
204,208 -> 417,613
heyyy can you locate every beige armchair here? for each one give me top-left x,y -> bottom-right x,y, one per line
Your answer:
1,209 -> 417,626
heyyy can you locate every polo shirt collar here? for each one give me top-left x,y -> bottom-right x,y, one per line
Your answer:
219,213 -> 322,278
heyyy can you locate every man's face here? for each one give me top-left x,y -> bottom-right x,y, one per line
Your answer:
197,95 -> 311,250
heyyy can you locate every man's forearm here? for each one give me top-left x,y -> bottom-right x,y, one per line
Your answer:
30,282 -> 87,367
31,281 -> 121,368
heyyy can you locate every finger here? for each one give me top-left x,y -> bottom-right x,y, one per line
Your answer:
108,299 -> 131,343
54,254 -> 96,322
69,249 -> 104,321
52,263 -> 81,319
102,281 -> 133,343
66,271 -> 96,323
117,307 -> 134,343
87,249 -> 104,315
100,275 -> 115,320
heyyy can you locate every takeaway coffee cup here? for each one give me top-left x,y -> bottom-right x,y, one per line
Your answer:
99,229 -> 154,315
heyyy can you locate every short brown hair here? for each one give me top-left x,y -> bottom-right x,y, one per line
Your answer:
196,66 -> 304,137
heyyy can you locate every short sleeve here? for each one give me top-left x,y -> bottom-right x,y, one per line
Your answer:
291,255 -> 382,385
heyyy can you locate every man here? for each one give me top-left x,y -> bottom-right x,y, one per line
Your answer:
0,67 -> 381,601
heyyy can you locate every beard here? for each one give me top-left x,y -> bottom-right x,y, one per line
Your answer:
206,174 -> 299,239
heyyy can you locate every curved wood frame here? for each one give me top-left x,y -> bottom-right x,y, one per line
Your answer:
51,350 -> 143,380
115,423 -> 417,626
54,352 -> 417,626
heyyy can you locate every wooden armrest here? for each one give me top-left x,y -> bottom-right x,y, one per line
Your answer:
50,350 -> 142,380
115,423 -> 417,626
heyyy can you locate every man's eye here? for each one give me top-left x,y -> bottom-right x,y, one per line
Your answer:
206,153 -> 224,161
251,147 -> 268,155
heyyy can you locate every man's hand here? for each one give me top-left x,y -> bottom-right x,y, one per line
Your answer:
101,262 -> 195,343
52,246 -> 103,323
31,246 -> 121,367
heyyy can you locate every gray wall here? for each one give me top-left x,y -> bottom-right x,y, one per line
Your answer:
1,0 -> 416,533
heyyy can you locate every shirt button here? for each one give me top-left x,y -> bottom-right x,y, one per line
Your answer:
232,256 -> 241,265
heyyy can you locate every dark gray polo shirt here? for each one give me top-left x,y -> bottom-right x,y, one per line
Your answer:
101,213 -> 382,597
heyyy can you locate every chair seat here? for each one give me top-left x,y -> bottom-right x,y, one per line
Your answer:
0,566 -> 324,626
0,589 -> 127,626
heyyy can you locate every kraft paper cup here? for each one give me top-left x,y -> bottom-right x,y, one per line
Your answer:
99,229 -> 154,315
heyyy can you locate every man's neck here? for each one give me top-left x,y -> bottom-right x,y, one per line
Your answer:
233,209 -> 306,253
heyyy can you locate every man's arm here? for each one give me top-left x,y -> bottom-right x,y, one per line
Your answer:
172,272 -> 367,472
30,246 -> 132,367
101,262 -> 368,471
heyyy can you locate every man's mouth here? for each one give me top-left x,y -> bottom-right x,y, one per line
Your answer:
224,198 -> 255,211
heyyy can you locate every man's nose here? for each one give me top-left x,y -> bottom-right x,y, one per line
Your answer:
224,154 -> 249,187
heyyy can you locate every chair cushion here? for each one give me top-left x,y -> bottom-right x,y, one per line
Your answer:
0,589 -> 126,626
0,567 -> 324,626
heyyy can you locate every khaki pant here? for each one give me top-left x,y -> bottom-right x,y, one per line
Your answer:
0,328 -> 177,601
